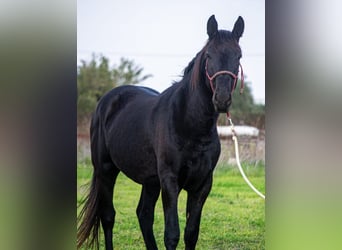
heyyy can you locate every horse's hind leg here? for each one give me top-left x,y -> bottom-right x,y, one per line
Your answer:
98,162 -> 120,250
136,177 -> 160,250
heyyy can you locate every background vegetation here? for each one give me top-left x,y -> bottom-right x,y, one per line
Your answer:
77,54 -> 152,124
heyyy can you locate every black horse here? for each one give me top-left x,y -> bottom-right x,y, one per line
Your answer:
77,15 -> 244,250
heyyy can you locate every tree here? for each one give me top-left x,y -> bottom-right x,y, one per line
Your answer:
113,58 -> 152,86
77,54 -> 152,124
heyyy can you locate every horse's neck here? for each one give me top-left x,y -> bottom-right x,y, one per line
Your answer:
175,80 -> 218,137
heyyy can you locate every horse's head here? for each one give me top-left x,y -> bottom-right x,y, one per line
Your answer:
205,15 -> 244,113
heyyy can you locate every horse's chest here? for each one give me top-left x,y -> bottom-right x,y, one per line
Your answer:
181,139 -> 219,165
178,142 -> 219,190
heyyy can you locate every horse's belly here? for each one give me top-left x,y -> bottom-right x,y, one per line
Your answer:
102,92 -> 159,184
108,133 -> 158,184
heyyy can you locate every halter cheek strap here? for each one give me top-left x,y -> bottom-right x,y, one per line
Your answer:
205,59 -> 244,94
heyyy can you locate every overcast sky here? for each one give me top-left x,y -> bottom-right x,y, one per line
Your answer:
78,0 -> 265,103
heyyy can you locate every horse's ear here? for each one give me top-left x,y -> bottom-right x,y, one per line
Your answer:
232,16 -> 244,41
207,15 -> 218,40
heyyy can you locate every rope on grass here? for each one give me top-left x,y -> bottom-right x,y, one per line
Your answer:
228,117 -> 265,200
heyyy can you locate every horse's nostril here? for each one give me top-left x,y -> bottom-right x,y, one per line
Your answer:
213,93 -> 231,106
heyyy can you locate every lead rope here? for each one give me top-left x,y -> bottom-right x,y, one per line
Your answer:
227,115 -> 265,199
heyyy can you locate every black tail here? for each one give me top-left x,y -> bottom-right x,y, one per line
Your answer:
77,173 -> 101,249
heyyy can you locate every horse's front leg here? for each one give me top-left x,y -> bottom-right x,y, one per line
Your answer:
184,173 -> 213,250
160,173 -> 180,250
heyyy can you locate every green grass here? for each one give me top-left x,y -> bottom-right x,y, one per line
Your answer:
77,162 -> 265,249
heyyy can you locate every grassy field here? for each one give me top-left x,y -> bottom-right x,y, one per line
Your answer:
77,162 -> 265,250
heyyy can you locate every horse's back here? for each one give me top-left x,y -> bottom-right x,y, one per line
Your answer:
92,85 -> 160,184
95,85 -> 157,115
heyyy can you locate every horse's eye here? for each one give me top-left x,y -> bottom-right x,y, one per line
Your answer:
206,52 -> 211,59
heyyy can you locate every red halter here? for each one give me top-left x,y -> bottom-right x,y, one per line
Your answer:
205,59 -> 244,94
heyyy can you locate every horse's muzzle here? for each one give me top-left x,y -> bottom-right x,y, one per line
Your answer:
212,92 -> 232,113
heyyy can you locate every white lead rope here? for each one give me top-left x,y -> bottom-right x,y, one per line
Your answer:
228,117 -> 265,200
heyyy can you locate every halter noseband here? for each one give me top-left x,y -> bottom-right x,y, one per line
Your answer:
205,59 -> 244,94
